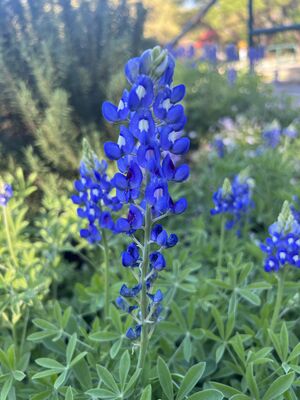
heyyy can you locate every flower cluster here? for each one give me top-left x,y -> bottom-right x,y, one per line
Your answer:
71,142 -> 122,244
261,201 -> 300,272
0,183 -> 13,207
102,46 -> 189,339
211,174 -> 254,230
262,121 -> 298,148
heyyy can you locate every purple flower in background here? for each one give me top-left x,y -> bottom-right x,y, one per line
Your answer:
225,44 -> 239,62
0,183 -> 13,207
262,121 -> 281,148
227,68 -> 237,86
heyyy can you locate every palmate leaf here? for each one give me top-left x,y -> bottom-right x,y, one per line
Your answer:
140,385 -> 152,400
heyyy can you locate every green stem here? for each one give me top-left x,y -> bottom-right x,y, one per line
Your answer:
137,205 -> 151,371
102,230 -> 110,320
270,271 -> 285,332
2,206 -> 17,267
217,217 -> 225,278
20,308 -> 29,352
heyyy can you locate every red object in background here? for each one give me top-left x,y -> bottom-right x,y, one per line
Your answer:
195,29 -> 218,49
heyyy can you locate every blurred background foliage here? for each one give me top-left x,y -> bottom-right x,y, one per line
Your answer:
0,0 -> 299,186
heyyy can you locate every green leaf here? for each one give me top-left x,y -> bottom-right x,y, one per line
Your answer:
0,350 -> 10,370
54,369 -> 68,390
33,319 -> 58,331
65,387 -> 74,400
212,307 -> 225,339
230,395 -> 251,400
72,358 -> 92,390
245,363 -> 259,399
238,289 -> 261,306
188,389 -> 224,399
66,333 -> 77,365
268,330 -> 283,361
35,358 -> 65,371
124,369 -> 141,396
0,377 -> 12,400
119,351 -> 130,391
280,322 -> 289,362
216,343 -> 226,363
288,343 -> 300,362
96,365 -> 120,394
89,331 -> 120,342
6,346 -> 15,370
32,370 -> 59,380
157,357 -> 174,400
85,388 -> 117,399
140,385 -> 152,400
176,362 -> 206,400
262,372 -> 295,400
110,338 -> 123,359
183,335 -> 192,362
12,370 -> 25,381
31,391 -> 52,400
27,331 -> 56,341
211,382 -> 242,396
62,307 -> 72,329
70,352 -> 87,368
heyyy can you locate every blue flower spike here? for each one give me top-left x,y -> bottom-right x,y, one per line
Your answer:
261,201 -> 300,272
0,182 -> 13,207
102,46 -> 189,348
71,138 -> 122,244
211,172 -> 254,233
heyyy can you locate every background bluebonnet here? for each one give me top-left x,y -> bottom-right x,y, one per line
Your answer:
0,183 -> 13,207
211,173 -> 254,231
71,141 -> 122,244
261,201 -> 300,272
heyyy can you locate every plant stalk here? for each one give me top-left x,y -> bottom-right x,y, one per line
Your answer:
2,206 -> 17,267
217,216 -> 225,278
270,270 -> 285,332
102,230 -> 110,320
137,204 -> 151,370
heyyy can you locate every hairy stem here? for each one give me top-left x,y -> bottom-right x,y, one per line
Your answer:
137,204 -> 151,370
217,217 -> 225,278
102,230 -> 110,320
270,271 -> 285,332
2,206 -> 17,267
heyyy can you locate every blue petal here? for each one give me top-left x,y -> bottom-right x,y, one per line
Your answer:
102,101 -> 119,122
172,137 -> 190,154
171,84 -> 185,103
174,164 -> 190,182
104,142 -> 122,160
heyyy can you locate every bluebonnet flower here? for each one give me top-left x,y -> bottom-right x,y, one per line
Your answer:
201,44 -> 217,64
104,46 -> 189,340
212,138 -> 226,158
211,173 -> 254,231
225,44 -> 239,62
262,121 -> 281,148
282,124 -> 298,139
248,46 -> 265,64
0,183 -> 13,206
261,201 -> 300,272
227,68 -> 237,86
71,140 -> 122,244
